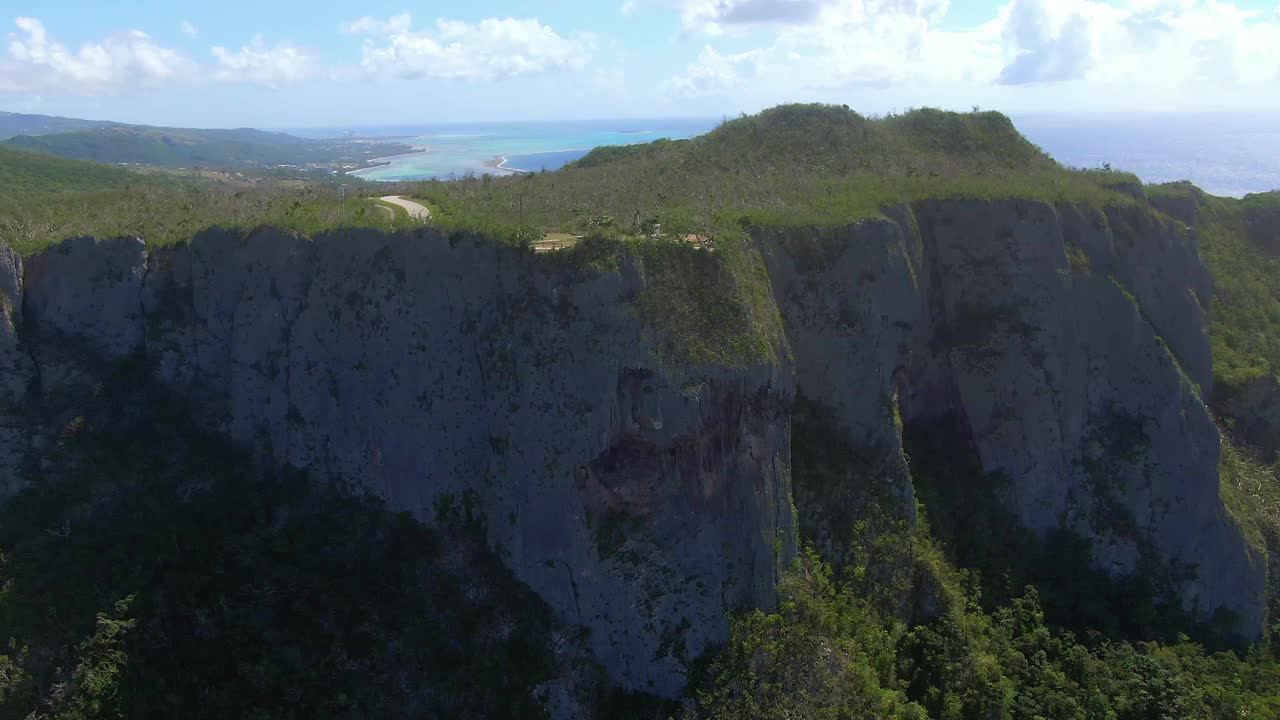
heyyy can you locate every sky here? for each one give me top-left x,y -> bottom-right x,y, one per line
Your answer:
1,0 -> 1279,128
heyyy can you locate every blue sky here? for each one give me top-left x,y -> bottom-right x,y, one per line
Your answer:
2,0 -> 1279,128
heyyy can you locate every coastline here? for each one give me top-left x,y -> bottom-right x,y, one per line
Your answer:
348,146 -> 432,177
484,146 -> 593,176
483,154 -> 528,175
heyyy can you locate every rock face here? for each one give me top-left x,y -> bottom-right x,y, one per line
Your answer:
0,194 -> 1269,695
905,200 -> 1259,631
0,243 -> 31,494
756,210 -> 924,561
12,229 -> 795,698
760,199 -> 1263,638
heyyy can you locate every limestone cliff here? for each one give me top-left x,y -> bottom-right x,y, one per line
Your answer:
0,243 -> 30,495
0,194 -> 1269,700
10,229 -> 797,699
760,198 -> 1263,637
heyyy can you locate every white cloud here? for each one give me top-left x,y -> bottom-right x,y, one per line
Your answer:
674,0 -> 948,36
669,45 -> 763,94
344,13 -> 594,81
621,0 -> 640,16
669,0 -> 1280,104
997,0 -> 1095,84
671,0 -> 987,94
3,16 -> 195,94
211,35 -> 314,87
180,20 -> 199,38
341,13 -> 413,36
1,18 -> 317,95
995,0 -> 1280,88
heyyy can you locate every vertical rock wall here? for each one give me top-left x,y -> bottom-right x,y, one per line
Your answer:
0,192 -> 1269,698
761,199 -> 1264,638
12,229 -> 797,697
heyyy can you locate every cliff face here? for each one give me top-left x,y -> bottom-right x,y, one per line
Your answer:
908,200 -> 1258,629
0,194 -> 1268,699
761,199 -> 1263,637
757,210 -> 923,565
0,244 -> 29,495
12,229 -> 796,698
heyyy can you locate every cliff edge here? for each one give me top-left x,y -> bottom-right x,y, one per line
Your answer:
0,192 -> 1268,699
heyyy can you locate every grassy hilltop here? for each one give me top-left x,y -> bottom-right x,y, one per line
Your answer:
1,103 -> 1142,253
411,103 -> 1138,241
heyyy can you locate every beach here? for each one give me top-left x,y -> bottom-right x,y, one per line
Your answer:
482,154 -> 526,175
347,147 -> 433,177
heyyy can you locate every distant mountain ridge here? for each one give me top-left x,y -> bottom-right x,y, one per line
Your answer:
0,110 -> 117,140
1,111 -> 411,173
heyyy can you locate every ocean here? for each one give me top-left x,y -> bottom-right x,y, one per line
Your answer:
1013,112 -> 1280,199
286,118 -> 717,182
287,113 -> 1280,197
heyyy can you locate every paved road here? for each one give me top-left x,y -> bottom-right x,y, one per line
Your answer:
379,195 -> 432,220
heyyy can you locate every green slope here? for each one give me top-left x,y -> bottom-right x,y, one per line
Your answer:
5,124 -> 409,171
415,103 -> 1134,239
0,110 -> 115,140
0,144 -> 140,200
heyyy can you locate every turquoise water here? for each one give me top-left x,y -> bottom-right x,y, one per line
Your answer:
287,119 -> 717,181
501,148 -> 597,173
285,113 -> 1280,196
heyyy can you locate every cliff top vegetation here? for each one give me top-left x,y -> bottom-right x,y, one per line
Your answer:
1,103 -> 1148,255
410,103 -> 1144,243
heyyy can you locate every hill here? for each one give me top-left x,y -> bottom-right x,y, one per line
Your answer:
5,123 -> 412,174
0,110 -> 115,140
415,103 -> 1125,239
0,144 -> 142,200
575,103 -> 1053,174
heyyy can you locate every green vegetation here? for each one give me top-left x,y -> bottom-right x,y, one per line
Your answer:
628,234 -> 786,368
3,101 -> 1280,716
372,196 -> 410,221
0,180 -> 420,255
0,110 -> 114,140
684,403 -> 1280,720
901,411 -> 1241,646
694,548 -> 1280,720
0,145 -> 143,201
1221,439 -> 1280,641
5,124 -> 411,173
409,104 -> 1139,243
0,361 -> 558,719
1179,187 -> 1280,393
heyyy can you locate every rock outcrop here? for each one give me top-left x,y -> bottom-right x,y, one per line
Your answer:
0,193 -> 1269,696
12,229 -> 797,698
756,210 -> 923,562
904,200 -> 1259,631
761,199 -> 1263,638
0,243 -> 30,495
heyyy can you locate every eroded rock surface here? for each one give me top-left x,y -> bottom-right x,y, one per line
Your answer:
1,194 -> 1268,697
904,200 -> 1260,632
761,199 -> 1262,637
16,228 -> 796,697
0,243 -> 30,494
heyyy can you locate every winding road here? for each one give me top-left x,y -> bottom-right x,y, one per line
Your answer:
379,195 -> 432,221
